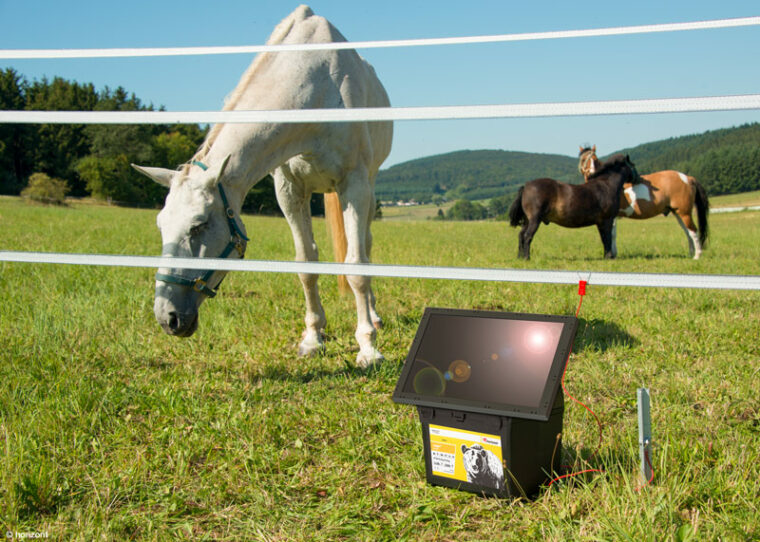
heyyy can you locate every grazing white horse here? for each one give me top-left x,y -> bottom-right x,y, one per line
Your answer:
132,5 -> 393,367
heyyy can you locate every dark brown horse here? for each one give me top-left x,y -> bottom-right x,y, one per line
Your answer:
509,154 -> 641,260
579,146 -> 709,259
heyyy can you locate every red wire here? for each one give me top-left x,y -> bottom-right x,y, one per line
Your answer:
547,468 -> 601,488
548,281 -> 657,491
547,280 -> 604,488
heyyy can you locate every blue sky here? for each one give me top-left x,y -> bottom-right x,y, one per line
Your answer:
2,0 -> 759,167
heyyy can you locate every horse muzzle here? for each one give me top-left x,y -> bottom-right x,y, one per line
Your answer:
158,309 -> 199,337
154,287 -> 201,337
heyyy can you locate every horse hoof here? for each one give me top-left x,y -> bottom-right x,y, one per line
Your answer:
297,339 -> 325,357
356,348 -> 384,369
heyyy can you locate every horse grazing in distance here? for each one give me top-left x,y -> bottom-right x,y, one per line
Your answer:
132,5 -> 393,368
579,146 -> 709,259
509,154 -> 641,260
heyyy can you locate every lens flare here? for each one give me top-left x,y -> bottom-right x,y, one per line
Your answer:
447,359 -> 472,383
413,367 -> 446,396
524,325 -> 553,353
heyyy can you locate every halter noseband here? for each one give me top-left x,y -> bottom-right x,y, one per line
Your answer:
155,160 -> 249,298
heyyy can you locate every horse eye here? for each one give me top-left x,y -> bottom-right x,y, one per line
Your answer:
189,221 -> 208,237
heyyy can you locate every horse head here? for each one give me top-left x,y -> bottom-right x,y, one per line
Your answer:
132,155 -> 248,337
587,153 -> 640,184
578,145 -> 599,181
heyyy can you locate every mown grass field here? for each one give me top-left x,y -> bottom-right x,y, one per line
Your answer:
1,195 -> 759,540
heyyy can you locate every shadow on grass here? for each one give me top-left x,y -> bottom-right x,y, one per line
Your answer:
574,317 -> 638,353
246,355 -> 399,384
244,318 -> 637,384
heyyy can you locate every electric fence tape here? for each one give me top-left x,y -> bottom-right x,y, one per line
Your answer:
2,95 -> 760,125
2,16 -> 759,59
2,251 -> 759,291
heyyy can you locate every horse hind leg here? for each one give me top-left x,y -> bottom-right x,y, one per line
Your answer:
518,219 -> 541,260
597,219 -> 617,259
364,192 -> 383,331
340,169 -> 384,368
674,213 -> 702,259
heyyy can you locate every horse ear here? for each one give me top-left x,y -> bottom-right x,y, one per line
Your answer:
208,154 -> 232,185
592,145 -> 596,153
131,164 -> 175,187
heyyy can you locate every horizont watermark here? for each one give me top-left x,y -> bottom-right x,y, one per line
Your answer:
5,532 -> 49,540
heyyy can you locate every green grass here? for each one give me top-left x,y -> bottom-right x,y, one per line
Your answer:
1,196 -> 760,540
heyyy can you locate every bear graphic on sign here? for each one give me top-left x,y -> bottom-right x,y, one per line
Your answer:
461,444 -> 504,490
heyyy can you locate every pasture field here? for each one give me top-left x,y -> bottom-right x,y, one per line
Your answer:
1,195 -> 760,541
379,202 -> 453,221
710,190 -> 760,209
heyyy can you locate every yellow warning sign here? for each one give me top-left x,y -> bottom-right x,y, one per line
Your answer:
428,424 -> 505,490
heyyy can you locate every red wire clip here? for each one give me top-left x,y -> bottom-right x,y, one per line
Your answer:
578,280 -> 587,296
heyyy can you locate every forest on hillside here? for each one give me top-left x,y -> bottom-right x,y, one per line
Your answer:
375,150 -> 578,203
0,68 -> 206,207
0,69 -> 288,214
613,123 -> 760,196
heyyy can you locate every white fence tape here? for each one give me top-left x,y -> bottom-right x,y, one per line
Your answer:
3,94 -> 760,125
2,16 -> 759,59
711,205 -> 760,214
1,251 -> 759,291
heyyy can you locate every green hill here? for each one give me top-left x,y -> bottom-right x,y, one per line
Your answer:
377,123 -> 760,202
376,150 -> 578,203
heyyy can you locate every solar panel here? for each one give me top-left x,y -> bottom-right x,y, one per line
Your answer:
393,307 -> 578,421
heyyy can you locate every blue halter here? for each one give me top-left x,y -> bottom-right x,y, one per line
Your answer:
155,160 -> 249,298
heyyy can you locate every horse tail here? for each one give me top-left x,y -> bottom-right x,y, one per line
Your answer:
508,187 -> 526,227
325,192 -> 350,294
693,179 -> 710,246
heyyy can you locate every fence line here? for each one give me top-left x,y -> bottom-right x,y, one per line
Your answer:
2,16 -> 759,59
3,94 -> 760,125
2,251 -> 759,291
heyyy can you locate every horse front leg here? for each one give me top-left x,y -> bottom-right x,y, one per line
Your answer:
597,219 -> 617,259
274,169 -> 327,357
340,171 -> 383,368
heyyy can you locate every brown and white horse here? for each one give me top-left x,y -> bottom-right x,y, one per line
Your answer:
578,146 -> 709,259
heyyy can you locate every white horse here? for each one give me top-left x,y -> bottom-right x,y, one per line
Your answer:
132,5 -> 393,367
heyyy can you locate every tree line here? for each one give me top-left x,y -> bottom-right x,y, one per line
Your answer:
0,69 -> 295,214
0,68 -> 207,206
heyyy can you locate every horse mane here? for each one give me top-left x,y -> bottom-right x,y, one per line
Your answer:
586,153 -> 632,181
182,5 -> 316,174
